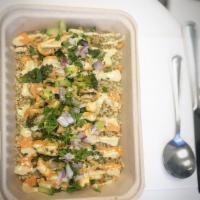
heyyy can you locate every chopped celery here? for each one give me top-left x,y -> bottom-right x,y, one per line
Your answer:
64,65 -> 79,77
38,187 -> 54,195
47,21 -> 66,36
95,121 -> 105,129
46,27 -> 60,36
41,89 -> 54,100
59,20 -> 67,33
55,78 -> 72,87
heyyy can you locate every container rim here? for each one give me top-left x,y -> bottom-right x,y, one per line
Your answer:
0,3 -> 145,200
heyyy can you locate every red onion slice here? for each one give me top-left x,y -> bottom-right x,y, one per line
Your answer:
76,45 -> 89,58
30,125 -> 39,132
57,112 -> 75,127
72,107 -> 80,113
75,175 -> 84,181
79,40 -> 88,46
90,126 -> 97,134
66,164 -> 74,180
78,132 -> 87,140
92,61 -> 103,70
61,57 -> 68,66
72,163 -> 82,169
71,138 -> 81,147
68,38 -> 77,45
63,153 -> 74,161
58,170 -> 66,182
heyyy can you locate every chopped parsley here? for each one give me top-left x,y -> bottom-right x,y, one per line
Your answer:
26,115 -> 37,128
28,46 -> 37,56
20,65 -> 53,83
55,34 -> 61,41
88,48 -> 101,58
74,73 -> 98,89
65,180 -> 81,193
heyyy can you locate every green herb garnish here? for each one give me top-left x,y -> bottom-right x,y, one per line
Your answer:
88,48 -> 101,58
55,34 -> 61,41
62,41 -> 70,48
38,187 -> 61,195
74,61 -> 83,68
76,119 -> 87,127
28,46 -> 37,56
42,115 -> 58,134
65,180 -> 81,193
74,73 -> 98,89
102,86 -> 108,93
55,49 -> 65,59
20,65 -> 53,83
68,50 -> 78,63
72,33 -> 78,38
26,115 -> 37,128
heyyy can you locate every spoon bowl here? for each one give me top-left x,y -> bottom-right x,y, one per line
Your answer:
163,55 -> 196,178
163,136 -> 196,178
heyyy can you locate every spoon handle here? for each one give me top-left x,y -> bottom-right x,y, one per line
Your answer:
171,55 -> 182,134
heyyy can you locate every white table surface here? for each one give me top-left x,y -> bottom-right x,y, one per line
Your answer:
0,0 -> 199,199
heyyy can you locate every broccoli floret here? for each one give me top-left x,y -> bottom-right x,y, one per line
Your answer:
46,27 -> 60,36
74,73 -> 98,89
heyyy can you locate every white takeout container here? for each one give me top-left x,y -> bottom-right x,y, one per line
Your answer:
0,4 -> 144,200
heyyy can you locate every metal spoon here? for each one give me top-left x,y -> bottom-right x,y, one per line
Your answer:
163,55 -> 196,178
